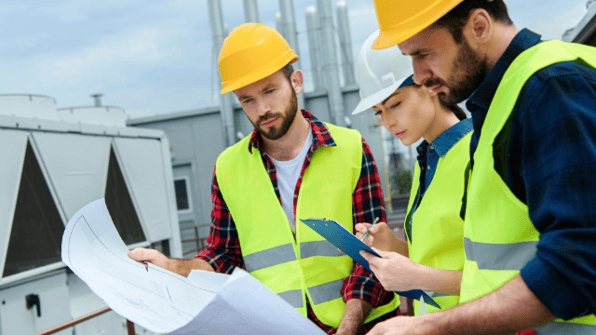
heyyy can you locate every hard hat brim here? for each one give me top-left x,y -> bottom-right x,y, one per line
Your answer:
352,76 -> 410,115
372,27 -> 422,50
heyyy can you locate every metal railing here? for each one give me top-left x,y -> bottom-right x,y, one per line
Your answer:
181,224 -> 210,257
35,307 -> 136,335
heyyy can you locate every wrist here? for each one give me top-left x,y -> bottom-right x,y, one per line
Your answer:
413,263 -> 437,292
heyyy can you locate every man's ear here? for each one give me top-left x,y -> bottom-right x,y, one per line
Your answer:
290,69 -> 304,95
464,8 -> 493,47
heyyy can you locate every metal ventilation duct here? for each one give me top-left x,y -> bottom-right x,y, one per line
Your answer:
305,6 -> 323,91
317,0 -> 344,126
275,12 -> 284,38
207,0 -> 236,147
243,0 -> 260,22
279,0 -> 305,109
336,1 -> 355,85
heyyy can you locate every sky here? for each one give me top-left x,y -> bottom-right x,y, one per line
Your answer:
1,0 -> 591,118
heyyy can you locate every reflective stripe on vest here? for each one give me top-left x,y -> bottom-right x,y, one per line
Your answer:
428,291 -> 456,298
300,240 -> 344,259
535,321 -> 596,335
308,278 -> 344,305
462,40 -> 596,329
463,237 -> 537,271
405,132 -> 472,315
244,240 -> 342,272
216,122 -> 399,327
278,289 -> 304,308
244,243 -> 296,272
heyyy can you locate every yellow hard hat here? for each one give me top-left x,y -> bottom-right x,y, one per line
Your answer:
218,23 -> 299,94
372,0 -> 464,49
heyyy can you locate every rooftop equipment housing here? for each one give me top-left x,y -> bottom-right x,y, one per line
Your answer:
0,94 -> 178,335
563,1 -> 596,45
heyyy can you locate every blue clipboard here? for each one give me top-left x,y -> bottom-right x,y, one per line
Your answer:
300,218 -> 441,309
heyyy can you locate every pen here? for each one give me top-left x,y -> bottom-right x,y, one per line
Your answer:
361,217 -> 379,241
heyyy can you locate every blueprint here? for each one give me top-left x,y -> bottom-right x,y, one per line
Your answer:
61,199 -> 326,334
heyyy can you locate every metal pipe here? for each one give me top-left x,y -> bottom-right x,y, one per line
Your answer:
305,6 -> 323,91
336,1 -> 355,85
207,0 -> 236,147
275,12 -> 284,38
126,320 -> 135,335
279,0 -> 305,109
243,0 -> 260,22
317,0 -> 344,126
90,93 -> 103,107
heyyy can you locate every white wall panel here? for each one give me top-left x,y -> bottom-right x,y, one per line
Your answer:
31,132 -> 111,220
0,130 -> 28,276
114,138 -> 171,242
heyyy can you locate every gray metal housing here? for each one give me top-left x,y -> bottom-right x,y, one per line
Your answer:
0,94 -> 178,335
563,2 -> 596,45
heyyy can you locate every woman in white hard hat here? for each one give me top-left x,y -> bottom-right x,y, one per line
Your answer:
352,30 -> 472,316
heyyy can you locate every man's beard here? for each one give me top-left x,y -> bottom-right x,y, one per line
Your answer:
253,86 -> 298,141
424,38 -> 488,105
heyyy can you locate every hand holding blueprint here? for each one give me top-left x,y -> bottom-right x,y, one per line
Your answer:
62,199 -> 325,334
300,218 -> 440,309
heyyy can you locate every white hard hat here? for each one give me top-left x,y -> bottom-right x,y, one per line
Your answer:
352,30 -> 414,115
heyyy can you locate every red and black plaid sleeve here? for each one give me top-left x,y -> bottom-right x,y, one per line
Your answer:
341,138 -> 394,309
194,166 -> 244,273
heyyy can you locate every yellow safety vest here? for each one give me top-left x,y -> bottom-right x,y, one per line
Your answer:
462,40 -> 596,333
405,132 -> 472,315
215,123 -> 399,328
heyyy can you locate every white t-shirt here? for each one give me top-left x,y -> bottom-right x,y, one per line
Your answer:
269,128 -> 313,231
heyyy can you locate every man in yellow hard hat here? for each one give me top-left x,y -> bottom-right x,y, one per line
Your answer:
129,23 -> 400,334
360,0 -> 596,334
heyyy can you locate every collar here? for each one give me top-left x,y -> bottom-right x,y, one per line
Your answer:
248,110 -> 337,154
430,118 -> 473,157
466,28 -> 542,113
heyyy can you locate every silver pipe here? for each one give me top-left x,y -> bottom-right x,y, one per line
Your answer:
207,0 -> 236,147
90,93 -> 103,107
317,0 -> 344,126
243,0 -> 260,22
336,1 -> 355,85
275,12 -> 284,38
279,0 -> 305,109
305,6 -> 322,91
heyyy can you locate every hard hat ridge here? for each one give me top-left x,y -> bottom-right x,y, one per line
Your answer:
372,0 -> 465,49
352,30 -> 413,115
218,23 -> 299,94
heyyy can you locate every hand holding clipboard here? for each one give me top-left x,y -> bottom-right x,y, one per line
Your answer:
300,218 -> 440,309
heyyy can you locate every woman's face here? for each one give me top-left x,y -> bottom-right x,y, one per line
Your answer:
371,85 -> 435,146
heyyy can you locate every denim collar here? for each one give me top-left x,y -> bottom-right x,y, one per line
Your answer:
466,28 -> 542,114
431,118 -> 473,157
417,118 -> 473,158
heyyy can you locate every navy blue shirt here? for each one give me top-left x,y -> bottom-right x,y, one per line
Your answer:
466,28 -> 596,320
407,118 -> 473,239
